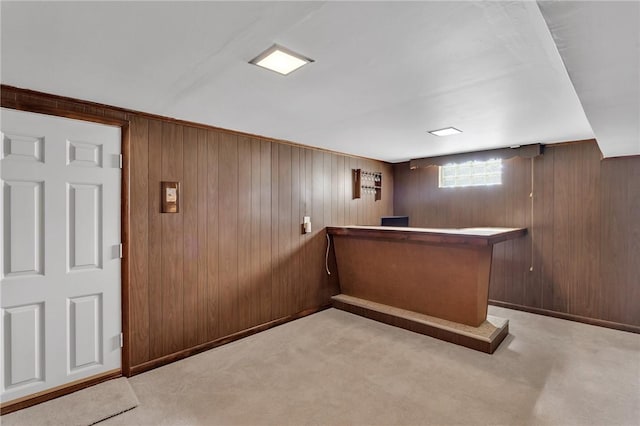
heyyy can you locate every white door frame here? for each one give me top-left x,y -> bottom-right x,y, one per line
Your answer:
0,105 -> 130,414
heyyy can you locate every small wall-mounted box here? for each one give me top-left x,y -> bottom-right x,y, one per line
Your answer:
161,181 -> 180,213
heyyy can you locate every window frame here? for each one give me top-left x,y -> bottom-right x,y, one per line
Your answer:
438,158 -> 503,188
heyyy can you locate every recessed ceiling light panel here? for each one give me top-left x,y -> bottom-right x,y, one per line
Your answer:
250,44 -> 313,75
428,127 -> 463,137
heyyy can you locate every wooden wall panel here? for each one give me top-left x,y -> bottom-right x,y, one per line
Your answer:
540,147 -> 555,311
323,153 -> 333,300
259,141 -> 272,324
249,138 -> 262,328
206,130 -> 220,342
129,116 -> 149,365
302,149 -> 315,310
295,147 -> 307,313
551,142 -> 603,317
270,144 -> 280,320
218,132 -> 239,336
1,85 -> 395,374
582,143 -> 601,317
196,129 -> 208,344
626,159 -> 640,326
275,144 -> 292,320
182,126 -> 199,349
147,119 -> 163,360
161,122 -> 184,356
393,140 -> 640,330
337,156 -> 345,226
291,147 -> 302,314
599,158 -> 625,321
237,136 -> 252,331
600,156 -> 640,326
552,145 -> 575,314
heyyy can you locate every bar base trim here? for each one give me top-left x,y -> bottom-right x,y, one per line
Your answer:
332,294 -> 509,354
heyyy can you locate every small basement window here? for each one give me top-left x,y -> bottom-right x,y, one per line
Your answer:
439,158 -> 502,188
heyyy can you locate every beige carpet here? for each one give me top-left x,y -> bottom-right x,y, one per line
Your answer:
2,377 -> 138,426
93,306 -> 639,426
6,307 -> 638,425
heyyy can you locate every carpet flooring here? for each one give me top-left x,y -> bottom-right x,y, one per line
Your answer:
5,306 -> 638,425
97,306 -> 639,426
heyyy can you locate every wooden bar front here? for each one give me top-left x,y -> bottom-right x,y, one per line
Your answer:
327,226 -> 526,327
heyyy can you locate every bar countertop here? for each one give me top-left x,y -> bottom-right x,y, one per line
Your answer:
326,225 -> 527,246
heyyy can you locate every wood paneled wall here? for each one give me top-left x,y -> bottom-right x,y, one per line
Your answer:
1,86 -> 394,373
394,140 -> 640,331
129,117 -> 393,367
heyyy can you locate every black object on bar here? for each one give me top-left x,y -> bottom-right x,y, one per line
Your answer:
380,216 -> 409,227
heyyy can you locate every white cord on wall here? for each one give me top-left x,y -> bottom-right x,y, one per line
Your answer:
325,234 -> 332,275
530,156 -> 534,272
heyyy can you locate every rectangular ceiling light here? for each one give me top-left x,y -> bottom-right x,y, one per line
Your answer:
250,44 -> 313,75
429,127 -> 463,136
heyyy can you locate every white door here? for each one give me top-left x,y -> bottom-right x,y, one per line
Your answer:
0,108 -> 121,404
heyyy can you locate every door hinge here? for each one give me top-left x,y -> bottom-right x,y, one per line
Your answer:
119,154 -> 123,169
119,243 -> 123,259
119,333 -> 124,348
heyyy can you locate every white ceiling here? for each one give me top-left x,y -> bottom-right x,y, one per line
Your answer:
537,0 -> 640,159
0,1 -> 634,162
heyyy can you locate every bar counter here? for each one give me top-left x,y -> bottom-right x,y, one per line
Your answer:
327,226 -> 526,328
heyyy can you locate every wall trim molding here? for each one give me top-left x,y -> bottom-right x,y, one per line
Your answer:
128,305 -> 331,376
1,84 -> 389,164
489,300 -> 640,334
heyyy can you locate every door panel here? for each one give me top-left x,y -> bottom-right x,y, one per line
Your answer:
4,180 -> 44,276
67,140 -> 102,168
1,108 -> 121,403
3,303 -> 44,389
2,134 -> 44,163
68,294 -> 102,372
68,183 -> 102,271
